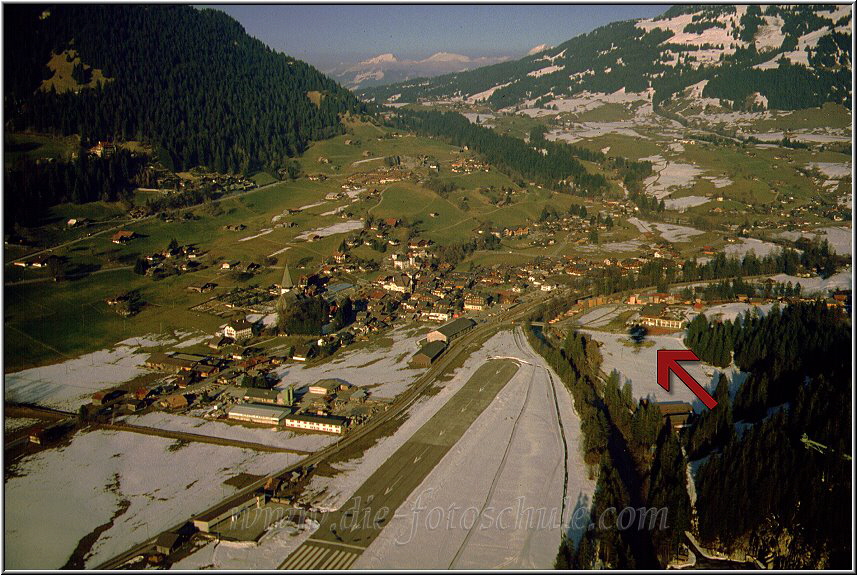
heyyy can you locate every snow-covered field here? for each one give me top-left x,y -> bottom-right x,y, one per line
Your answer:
124,412 -> 338,452
5,339 -> 160,411
353,329 -> 595,569
775,225 -> 852,256
766,267 -> 852,294
641,155 -> 705,199
4,331 -> 212,411
724,238 -> 784,258
652,222 -> 705,243
295,220 -> 363,241
700,303 -> 774,323
238,228 -> 273,242
663,195 -> 710,211
4,429 -> 291,569
626,217 -> 704,242
582,330 -> 741,412
273,324 -> 425,399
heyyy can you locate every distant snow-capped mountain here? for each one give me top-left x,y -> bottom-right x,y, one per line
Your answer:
328,51 -> 515,89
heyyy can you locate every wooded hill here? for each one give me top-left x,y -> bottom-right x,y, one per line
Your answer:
4,5 -> 368,174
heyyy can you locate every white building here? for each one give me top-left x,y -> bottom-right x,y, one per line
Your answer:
283,413 -> 347,434
227,403 -> 290,425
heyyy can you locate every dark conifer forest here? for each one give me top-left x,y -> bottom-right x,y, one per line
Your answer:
4,5 -> 367,174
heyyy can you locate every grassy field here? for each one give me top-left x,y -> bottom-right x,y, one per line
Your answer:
5,132 -> 81,163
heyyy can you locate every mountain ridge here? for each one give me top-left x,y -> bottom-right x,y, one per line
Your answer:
358,5 -> 852,113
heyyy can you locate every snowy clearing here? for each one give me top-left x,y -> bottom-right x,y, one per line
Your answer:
701,302 -> 775,323
4,429 -> 291,569
273,324 -> 425,399
641,155 -> 705,199
295,220 -> 363,241
724,238 -> 784,258
650,222 -> 705,243
766,268 -> 852,294
238,229 -> 273,242
582,330 -> 742,412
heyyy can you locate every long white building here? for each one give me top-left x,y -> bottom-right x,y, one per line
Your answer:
227,403 -> 290,425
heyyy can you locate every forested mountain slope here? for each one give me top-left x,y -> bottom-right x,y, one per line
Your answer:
360,5 -> 851,112
4,5 -> 368,173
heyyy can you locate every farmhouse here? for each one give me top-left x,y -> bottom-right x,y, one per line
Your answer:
411,340 -> 447,368
145,352 -> 196,372
111,230 -> 136,244
226,403 -> 291,425
426,318 -> 476,343
655,401 -> 694,430
224,319 -> 254,341
463,294 -> 488,311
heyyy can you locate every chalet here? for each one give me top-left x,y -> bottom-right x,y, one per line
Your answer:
145,352 -> 196,372
224,319 -> 254,341
91,389 -> 127,406
383,217 -> 399,228
242,388 -> 292,405
426,318 -> 476,343
111,230 -> 136,244
89,141 -> 117,158
221,260 -> 240,270
159,394 -> 189,410
292,344 -> 314,362
187,282 -> 217,293
638,304 -> 685,330
333,251 -> 347,264
382,274 -> 412,294
463,294 -> 488,311
207,335 -> 233,349
655,401 -> 694,430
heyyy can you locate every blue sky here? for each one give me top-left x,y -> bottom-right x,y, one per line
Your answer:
210,4 -> 670,69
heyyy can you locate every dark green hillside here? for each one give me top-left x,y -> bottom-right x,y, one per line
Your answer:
4,5 -> 367,173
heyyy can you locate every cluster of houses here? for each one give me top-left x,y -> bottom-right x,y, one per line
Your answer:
450,158 -> 490,174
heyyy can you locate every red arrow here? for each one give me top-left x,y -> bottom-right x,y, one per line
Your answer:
657,349 -> 717,409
